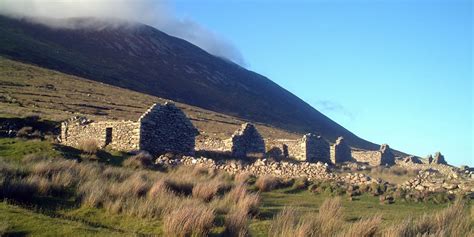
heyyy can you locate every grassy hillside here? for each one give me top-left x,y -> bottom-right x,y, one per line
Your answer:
0,15 -> 379,150
0,57 -> 299,141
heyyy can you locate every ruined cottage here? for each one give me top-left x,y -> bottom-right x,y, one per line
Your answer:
431,152 -> 447,165
330,136 -> 352,164
351,144 -> 395,166
60,102 -> 198,155
228,123 -> 266,157
266,133 -> 331,163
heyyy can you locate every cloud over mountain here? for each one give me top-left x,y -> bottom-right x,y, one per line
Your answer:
0,0 -> 246,66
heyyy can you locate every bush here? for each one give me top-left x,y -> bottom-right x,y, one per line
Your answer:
224,207 -> 250,237
342,215 -> 382,237
163,204 -> 215,237
78,139 -> 100,156
123,151 -> 154,169
16,126 -> 33,138
255,175 -> 280,192
192,180 -> 223,202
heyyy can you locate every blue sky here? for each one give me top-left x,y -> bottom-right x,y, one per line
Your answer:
172,0 -> 473,166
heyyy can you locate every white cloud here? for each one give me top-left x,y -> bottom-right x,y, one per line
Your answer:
0,0 -> 246,66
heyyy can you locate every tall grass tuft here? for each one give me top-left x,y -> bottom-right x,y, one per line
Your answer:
163,204 -> 215,237
255,175 -> 279,192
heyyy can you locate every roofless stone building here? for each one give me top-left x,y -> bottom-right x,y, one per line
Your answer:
60,102 -> 198,155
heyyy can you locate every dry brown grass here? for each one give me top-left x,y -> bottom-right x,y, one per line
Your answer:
123,151 -> 154,169
234,172 -> 253,185
381,200 -> 472,237
255,175 -> 280,192
224,207 -> 250,237
77,139 -> 100,155
163,204 -> 215,237
340,215 -> 382,237
269,208 -> 313,237
192,179 -> 224,202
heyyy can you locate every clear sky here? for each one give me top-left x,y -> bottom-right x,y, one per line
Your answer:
170,0 -> 473,166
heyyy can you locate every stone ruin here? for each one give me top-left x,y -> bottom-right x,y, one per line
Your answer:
351,144 -> 395,166
227,123 -> 265,157
403,156 -> 422,164
431,152 -> 447,165
266,133 -> 331,163
331,137 -> 352,163
60,102 -> 198,155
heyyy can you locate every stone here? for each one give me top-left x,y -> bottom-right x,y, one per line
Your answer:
403,156 -> 422,164
379,144 -> 395,166
61,102 -> 198,155
331,137 -> 352,164
229,123 -> 265,157
432,152 -> 447,165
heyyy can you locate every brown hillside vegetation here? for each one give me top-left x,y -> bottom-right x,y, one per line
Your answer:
0,57 -> 299,141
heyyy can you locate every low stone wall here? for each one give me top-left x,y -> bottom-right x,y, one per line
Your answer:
61,118 -> 140,151
265,134 -> 331,163
352,150 -> 382,166
351,144 -> 395,166
195,136 -> 231,152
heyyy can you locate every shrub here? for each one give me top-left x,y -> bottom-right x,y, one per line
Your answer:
317,197 -> 344,235
123,151 -> 154,169
342,215 -> 382,237
234,172 -> 253,185
255,175 -> 280,192
16,126 -> 33,138
165,179 -> 194,196
163,204 -> 215,237
291,177 -> 309,191
192,180 -> 223,202
268,207 -> 313,237
0,221 -> 10,236
224,207 -> 250,237
147,179 -> 169,198
78,139 -> 100,156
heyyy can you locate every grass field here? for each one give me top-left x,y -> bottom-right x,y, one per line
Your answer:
0,138 -> 471,236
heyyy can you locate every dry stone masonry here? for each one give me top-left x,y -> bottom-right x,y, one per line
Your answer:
331,137 -> 352,164
265,134 -> 331,163
139,102 -> 198,155
61,102 -> 198,155
228,123 -> 265,157
351,144 -> 395,166
431,152 -> 447,165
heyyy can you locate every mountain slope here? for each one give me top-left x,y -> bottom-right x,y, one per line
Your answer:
0,15 -> 378,150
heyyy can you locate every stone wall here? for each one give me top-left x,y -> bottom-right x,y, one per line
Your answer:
229,123 -> 265,157
61,102 -> 198,155
265,134 -> 331,163
60,117 -> 140,151
330,137 -> 352,164
195,136 -> 231,152
351,144 -> 395,166
139,102 -> 198,155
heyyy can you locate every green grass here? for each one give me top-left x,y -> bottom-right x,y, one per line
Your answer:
0,138 -> 470,236
0,138 -> 59,162
247,187 -> 450,236
0,202 -> 125,236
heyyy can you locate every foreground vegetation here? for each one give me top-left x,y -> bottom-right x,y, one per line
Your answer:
0,138 -> 472,236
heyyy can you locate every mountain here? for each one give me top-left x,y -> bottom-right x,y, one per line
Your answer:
0,15 -> 378,150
